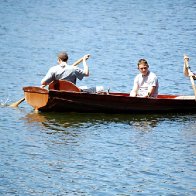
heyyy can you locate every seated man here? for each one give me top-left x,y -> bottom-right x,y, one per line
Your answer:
41,51 -> 104,93
130,59 -> 159,98
41,51 -> 89,88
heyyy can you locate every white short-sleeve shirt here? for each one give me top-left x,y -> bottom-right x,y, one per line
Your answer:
133,71 -> 159,97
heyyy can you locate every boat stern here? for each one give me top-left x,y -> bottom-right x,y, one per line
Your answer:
23,86 -> 49,111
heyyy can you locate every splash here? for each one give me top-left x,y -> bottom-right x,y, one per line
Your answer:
0,97 -> 10,106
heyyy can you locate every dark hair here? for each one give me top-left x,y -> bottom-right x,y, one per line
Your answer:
58,51 -> 68,62
137,59 -> 149,67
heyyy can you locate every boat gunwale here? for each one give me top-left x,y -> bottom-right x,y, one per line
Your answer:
49,89 -> 195,101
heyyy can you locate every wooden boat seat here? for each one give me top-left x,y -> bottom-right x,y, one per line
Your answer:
49,80 -> 81,92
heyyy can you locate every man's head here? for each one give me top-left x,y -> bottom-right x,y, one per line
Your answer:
58,51 -> 68,62
137,59 -> 149,76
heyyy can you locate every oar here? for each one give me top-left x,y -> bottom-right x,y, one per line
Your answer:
9,54 -> 91,107
71,54 -> 90,66
184,55 -> 196,101
9,97 -> 25,107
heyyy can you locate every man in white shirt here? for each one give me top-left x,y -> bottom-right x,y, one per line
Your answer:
130,59 -> 159,98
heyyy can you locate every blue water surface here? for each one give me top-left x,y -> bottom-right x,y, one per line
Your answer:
0,0 -> 196,195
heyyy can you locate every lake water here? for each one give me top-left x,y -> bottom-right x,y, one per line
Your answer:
0,0 -> 196,195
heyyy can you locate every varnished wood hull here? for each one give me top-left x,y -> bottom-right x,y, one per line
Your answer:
23,87 -> 196,113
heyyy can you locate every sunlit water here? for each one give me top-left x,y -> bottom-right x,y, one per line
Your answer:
0,0 -> 196,195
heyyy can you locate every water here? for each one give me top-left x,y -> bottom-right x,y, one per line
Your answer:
0,0 -> 196,195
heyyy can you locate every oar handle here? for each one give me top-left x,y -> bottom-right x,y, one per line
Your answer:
184,55 -> 196,101
71,54 -> 90,66
183,55 -> 194,76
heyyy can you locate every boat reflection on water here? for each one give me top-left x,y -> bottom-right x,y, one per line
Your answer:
22,111 -> 194,133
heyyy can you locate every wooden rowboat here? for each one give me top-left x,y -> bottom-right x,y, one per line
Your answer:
23,80 -> 196,113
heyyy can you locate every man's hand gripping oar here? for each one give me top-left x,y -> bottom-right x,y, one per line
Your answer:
183,54 -> 196,101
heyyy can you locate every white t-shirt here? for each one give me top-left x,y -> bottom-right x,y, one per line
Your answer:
132,71 -> 159,97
